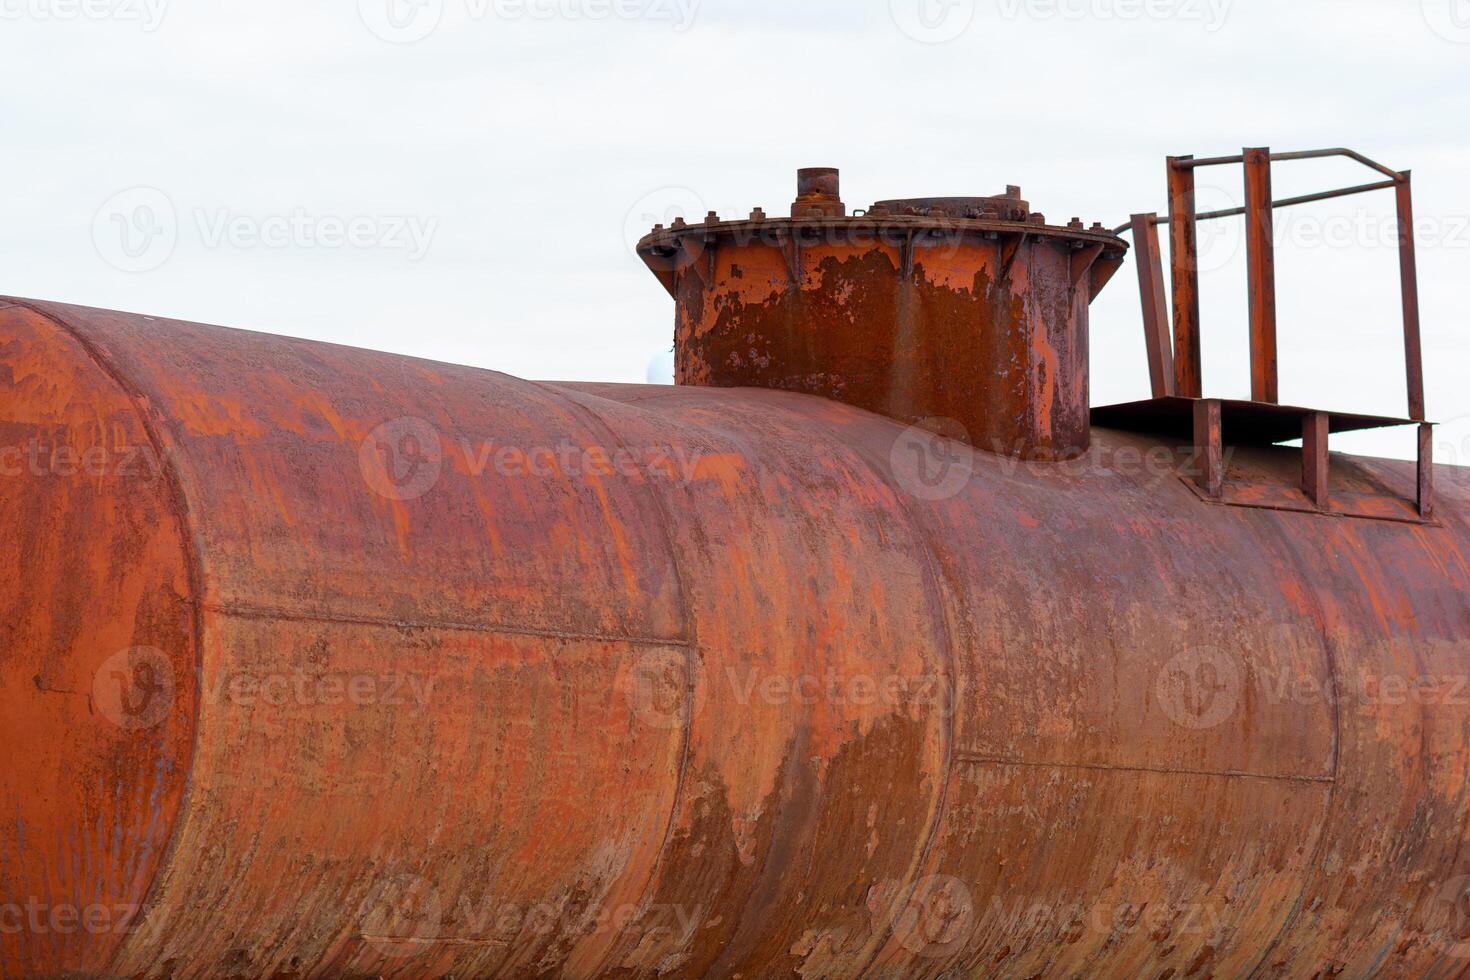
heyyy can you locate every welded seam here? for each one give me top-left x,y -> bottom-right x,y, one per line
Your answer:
527,380 -> 700,978
838,433 -> 962,980
10,299 -> 210,977
1243,513 -> 1345,980
203,601 -> 692,649
954,754 -> 1335,784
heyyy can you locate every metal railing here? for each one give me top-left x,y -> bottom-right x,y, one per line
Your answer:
1115,147 -> 1424,423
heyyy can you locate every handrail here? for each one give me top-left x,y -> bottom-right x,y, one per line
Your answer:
1112,179 -> 1400,236
1116,146 -> 1424,427
1166,147 -> 1402,180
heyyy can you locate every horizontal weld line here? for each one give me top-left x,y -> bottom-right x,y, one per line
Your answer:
360,938 -> 509,948
201,602 -> 692,649
955,754 -> 1335,785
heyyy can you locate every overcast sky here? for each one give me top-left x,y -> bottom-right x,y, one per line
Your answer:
1,0 -> 1466,460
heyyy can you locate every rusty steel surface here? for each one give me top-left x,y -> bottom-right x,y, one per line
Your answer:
4,295 -> 1470,978
638,170 -> 1127,462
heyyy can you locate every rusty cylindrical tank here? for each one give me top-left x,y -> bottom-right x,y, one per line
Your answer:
2,182 -> 1470,978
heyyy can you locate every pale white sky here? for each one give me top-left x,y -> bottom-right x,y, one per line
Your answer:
1,0 -> 1466,459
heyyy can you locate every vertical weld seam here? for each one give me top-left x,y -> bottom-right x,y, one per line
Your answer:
10,299 -> 208,975
529,381 -> 699,975
840,437 -> 960,980
1244,513 -> 1344,980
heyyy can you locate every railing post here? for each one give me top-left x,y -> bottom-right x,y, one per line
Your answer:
1193,399 -> 1223,499
1131,213 -> 1176,399
1243,147 -> 1279,403
1168,156 -> 1202,398
1396,172 -> 1427,422
1419,423 -> 1435,519
1302,412 -> 1330,510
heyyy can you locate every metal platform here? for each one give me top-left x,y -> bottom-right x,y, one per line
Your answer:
1092,396 -> 1422,446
